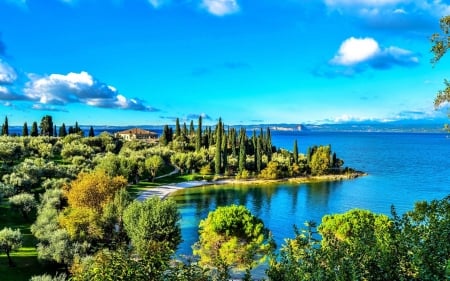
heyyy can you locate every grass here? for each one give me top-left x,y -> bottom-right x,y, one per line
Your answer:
0,201 -> 57,281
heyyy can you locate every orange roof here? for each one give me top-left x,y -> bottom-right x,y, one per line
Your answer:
116,128 -> 157,135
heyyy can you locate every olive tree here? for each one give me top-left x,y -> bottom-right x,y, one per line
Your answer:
0,227 -> 22,267
9,192 -> 37,221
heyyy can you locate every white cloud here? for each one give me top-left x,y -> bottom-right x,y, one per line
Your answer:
0,60 -> 17,85
23,71 -> 158,111
202,0 -> 239,16
148,0 -> 171,8
331,37 -> 380,66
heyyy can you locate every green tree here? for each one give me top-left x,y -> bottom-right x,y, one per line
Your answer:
318,209 -> 397,280
9,192 -> 37,221
0,227 -> 22,267
392,196 -> 450,280
31,121 -> 39,137
22,122 -> 28,136
160,124 -> 172,146
59,123 -> 67,138
88,126 -> 95,137
214,118 -> 223,175
239,128 -> 246,172
40,115 -> 53,136
145,154 -> 165,181
175,118 -> 181,138
293,140 -> 298,165
196,116 -> 202,152
194,205 -> 273,279
2,116 -> 9,136
256,135 -> 262,172
189,120 -> 195,136
123,197 -> 181,257
309,145 -> 331,176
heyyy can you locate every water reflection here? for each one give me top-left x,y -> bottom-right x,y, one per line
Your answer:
172,181 -> 338,256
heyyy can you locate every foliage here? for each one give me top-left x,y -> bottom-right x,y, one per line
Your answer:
123,197 -> 181,257
9,192 -> 37,221
63,170 -> 127,213
0,227 -> 22,267
194,205 -> 273,279
30,273 -> 67,281
145,154 -> 165,181
392,196 -> 450,280
309,145 -> 331,176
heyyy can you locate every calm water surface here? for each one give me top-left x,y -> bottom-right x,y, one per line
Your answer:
171,131 -> 450,256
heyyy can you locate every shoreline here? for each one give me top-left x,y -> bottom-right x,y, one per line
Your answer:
136,171 -> 367,201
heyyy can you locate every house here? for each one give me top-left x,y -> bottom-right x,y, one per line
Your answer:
115,128 -> 158,142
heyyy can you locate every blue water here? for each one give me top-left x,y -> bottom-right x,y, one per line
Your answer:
172,131 -> 450,258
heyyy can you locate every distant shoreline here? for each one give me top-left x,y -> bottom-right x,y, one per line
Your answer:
136,172 -> 367,201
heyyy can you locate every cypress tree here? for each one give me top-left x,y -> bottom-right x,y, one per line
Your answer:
74,121 -> 81,134
239,128 -> 246,172
53,125 -> 57,137
160,125 -> 170,146
182,122 -> 188,137
2,116 -> 8,136
196,116 -> 202,152
221,128 -> 228,173
175,118 -> 181,138
189,120 -> 195,136
31,121 -> 39,137
256,136 -> 262,172
230,128 -> 237,158
89,126 -> 95,137
293,139 -> 299,165
68,126 -> 74,135
266,127 -> 272,161
22,122 -> 28,137
39,115 -> 53,136
59,123 -> 67,138
215,118 -> 222,175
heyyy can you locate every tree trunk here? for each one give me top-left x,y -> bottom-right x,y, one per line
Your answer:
6,250 -> 15,267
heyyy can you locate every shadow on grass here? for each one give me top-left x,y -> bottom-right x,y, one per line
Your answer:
0,254 -> 60,281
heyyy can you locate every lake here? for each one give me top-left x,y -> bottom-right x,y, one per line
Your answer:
171,131 -> 450,257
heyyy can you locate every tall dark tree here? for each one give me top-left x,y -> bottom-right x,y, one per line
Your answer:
182,122 -> 188,138
39,115 -> 53,136
30,121 -> 39,137
189,120 -> 195,136
160,125 -> 171,146
293,139 -> 299,165
22,122 -> 28,137
256,136 -> 262,172
266,127 -> 272,161
68,126 -> 74,135
221,128 -> 228,173
59,123 -> 67,138
239,128 -> 246,172
195,116 -> 202,152
53,125 -> 57,137
89,126 -> 95,137
175,118 -> 181,138
230,128 -> 237,158
215,118 -> 223,175
74,121 -> 82,135
1,116 -> 8,136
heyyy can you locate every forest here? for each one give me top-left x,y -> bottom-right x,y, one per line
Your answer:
0,114 -> 449,281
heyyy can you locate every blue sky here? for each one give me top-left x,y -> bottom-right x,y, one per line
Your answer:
0,0 -> 449,126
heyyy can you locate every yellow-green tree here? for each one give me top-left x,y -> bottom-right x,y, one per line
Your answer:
64,170 -> 127,213
194,205 -> 273,280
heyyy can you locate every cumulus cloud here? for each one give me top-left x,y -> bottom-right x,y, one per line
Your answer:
23,71 -> 159,112
317,37 -> 419,77
202,0 -> 239,16
331,37 -> 380,65
0,60 -> 17,85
